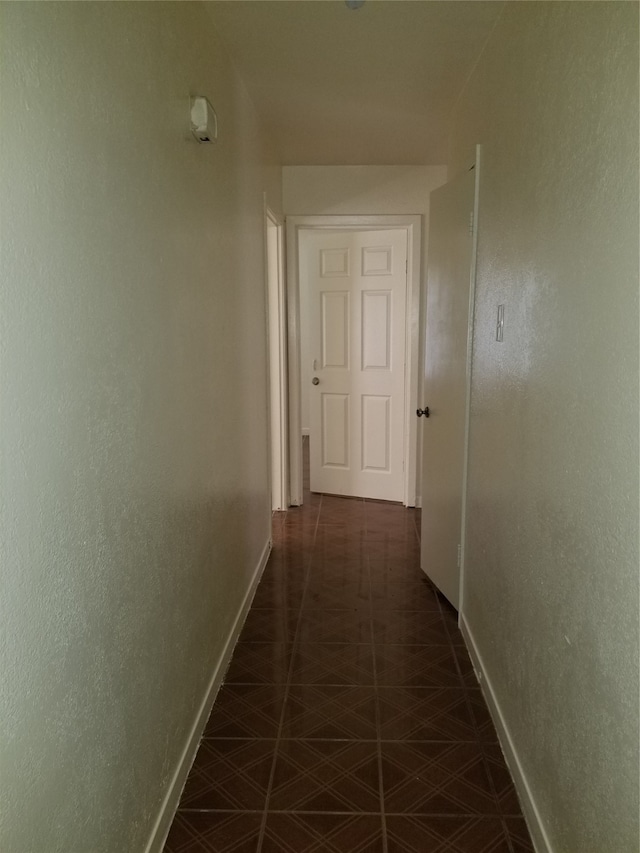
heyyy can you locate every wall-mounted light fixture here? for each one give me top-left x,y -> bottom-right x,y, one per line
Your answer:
190,96 -> 217,143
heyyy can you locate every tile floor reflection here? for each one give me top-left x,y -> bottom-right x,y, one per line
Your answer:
163,442 -> 533,852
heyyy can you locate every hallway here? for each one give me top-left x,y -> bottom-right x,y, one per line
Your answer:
163,445 -> 533,852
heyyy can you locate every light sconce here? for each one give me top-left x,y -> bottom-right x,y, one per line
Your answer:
190,96 -> 217,143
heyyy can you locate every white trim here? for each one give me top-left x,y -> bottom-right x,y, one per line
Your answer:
286,215 -> 422,507
458,144 -> 482,614
460,613 -> 553,853
265,205 -> 289,510
144,538 -> 272,853
286,221 -> 304,505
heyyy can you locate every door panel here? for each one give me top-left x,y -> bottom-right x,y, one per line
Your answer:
321,394 -> 350,468
420,168 -> 477,609
321,292 -> 349,368
303,228 -> 407,501
362,291 -> 391,369
362,395 -> 390,471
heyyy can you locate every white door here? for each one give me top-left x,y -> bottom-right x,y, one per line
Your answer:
302,228 -> 408,501
420,167 -> 477,609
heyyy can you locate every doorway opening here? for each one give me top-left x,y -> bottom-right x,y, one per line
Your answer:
286,215 -> 422,508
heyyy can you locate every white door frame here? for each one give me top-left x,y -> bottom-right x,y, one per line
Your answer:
286,215 -> 422,507
458,144 -> 482,617
264,204 -> 288,511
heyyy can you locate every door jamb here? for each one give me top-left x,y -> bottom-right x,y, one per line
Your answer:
264,204 -> 288,511
286,214 -> 422,507
458,144 -> 482,619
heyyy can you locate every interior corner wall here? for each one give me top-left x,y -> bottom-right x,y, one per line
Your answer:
449,4 -> 639,851
1,4 -> 281,852
282,165 -> 447,495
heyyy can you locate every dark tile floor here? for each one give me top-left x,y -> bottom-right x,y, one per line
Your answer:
163,444 -> 533,852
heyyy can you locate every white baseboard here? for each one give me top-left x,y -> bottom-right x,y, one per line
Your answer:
459,614 -> 553,853
144,537 -> 272,853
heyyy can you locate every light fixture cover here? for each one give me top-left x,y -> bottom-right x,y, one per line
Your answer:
190,96 -> 217,143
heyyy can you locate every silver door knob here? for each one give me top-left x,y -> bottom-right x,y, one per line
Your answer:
416,407 -> 430,418
312,377 -> 320,385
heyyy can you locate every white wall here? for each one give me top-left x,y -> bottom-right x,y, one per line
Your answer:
0,4 -> 281,852
450,4 -> 639,851
283,166 -> 446,450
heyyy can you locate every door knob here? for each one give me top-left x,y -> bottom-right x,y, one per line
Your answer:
416,407 -> 430,418
312,377 -> 320,385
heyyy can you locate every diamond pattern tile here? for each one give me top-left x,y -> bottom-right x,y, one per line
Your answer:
263,813 -> 384,853
237,609 -> 299,644
281,684 -> 377,739
163,812 -> 261,853
303,582 -> 371,611
251,576 -> 306,610
283,513 -> 320,530
386,815 -> 511,852
317,515 -> 368,533
367,528 -> 421,547
367,538 -> 421,562
179,740 -> 275,810
270,740 -> 381,811
381,741 -> 498,815
320,498 -> 366,522
262,553 -> 309,581
453,643 -> 479,687
224,643 -> 293,684
203,683 -> 286,739
370,581 -> 441,611
467,690 -> 499,742
162,441 -> 533,852
312,533 -> 368,564
375,644 -> 463,687
378,687 -> 477,741
371,610 -> 451,645
483,743 -> 523,814
368,558 -> 425,583
297,609 -> 372,644
290,643 -> 375,685
307,559 -> 370,584
276,529 -> 318,553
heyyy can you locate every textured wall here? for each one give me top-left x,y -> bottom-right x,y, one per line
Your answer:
283,166 -> 446,218
450,4 -> 639,851
0,4 -> 281,851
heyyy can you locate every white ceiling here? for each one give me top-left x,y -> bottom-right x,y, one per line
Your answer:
206,0 -> 504,165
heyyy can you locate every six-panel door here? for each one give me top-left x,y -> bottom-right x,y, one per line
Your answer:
302,228 -> 408,501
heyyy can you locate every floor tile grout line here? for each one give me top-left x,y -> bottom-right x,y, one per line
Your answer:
197,736 -> 500,744
256,488 -> 323,851
165,446 -> 531,850
365,499 -> 389,853
226,682 -> 468,689
177,808 -> 517,818
177,807 -> 514,816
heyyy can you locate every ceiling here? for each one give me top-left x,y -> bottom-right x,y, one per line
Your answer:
206,0 -> 504,166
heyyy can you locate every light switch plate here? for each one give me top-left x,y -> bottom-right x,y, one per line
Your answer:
496,304 -> 505,342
